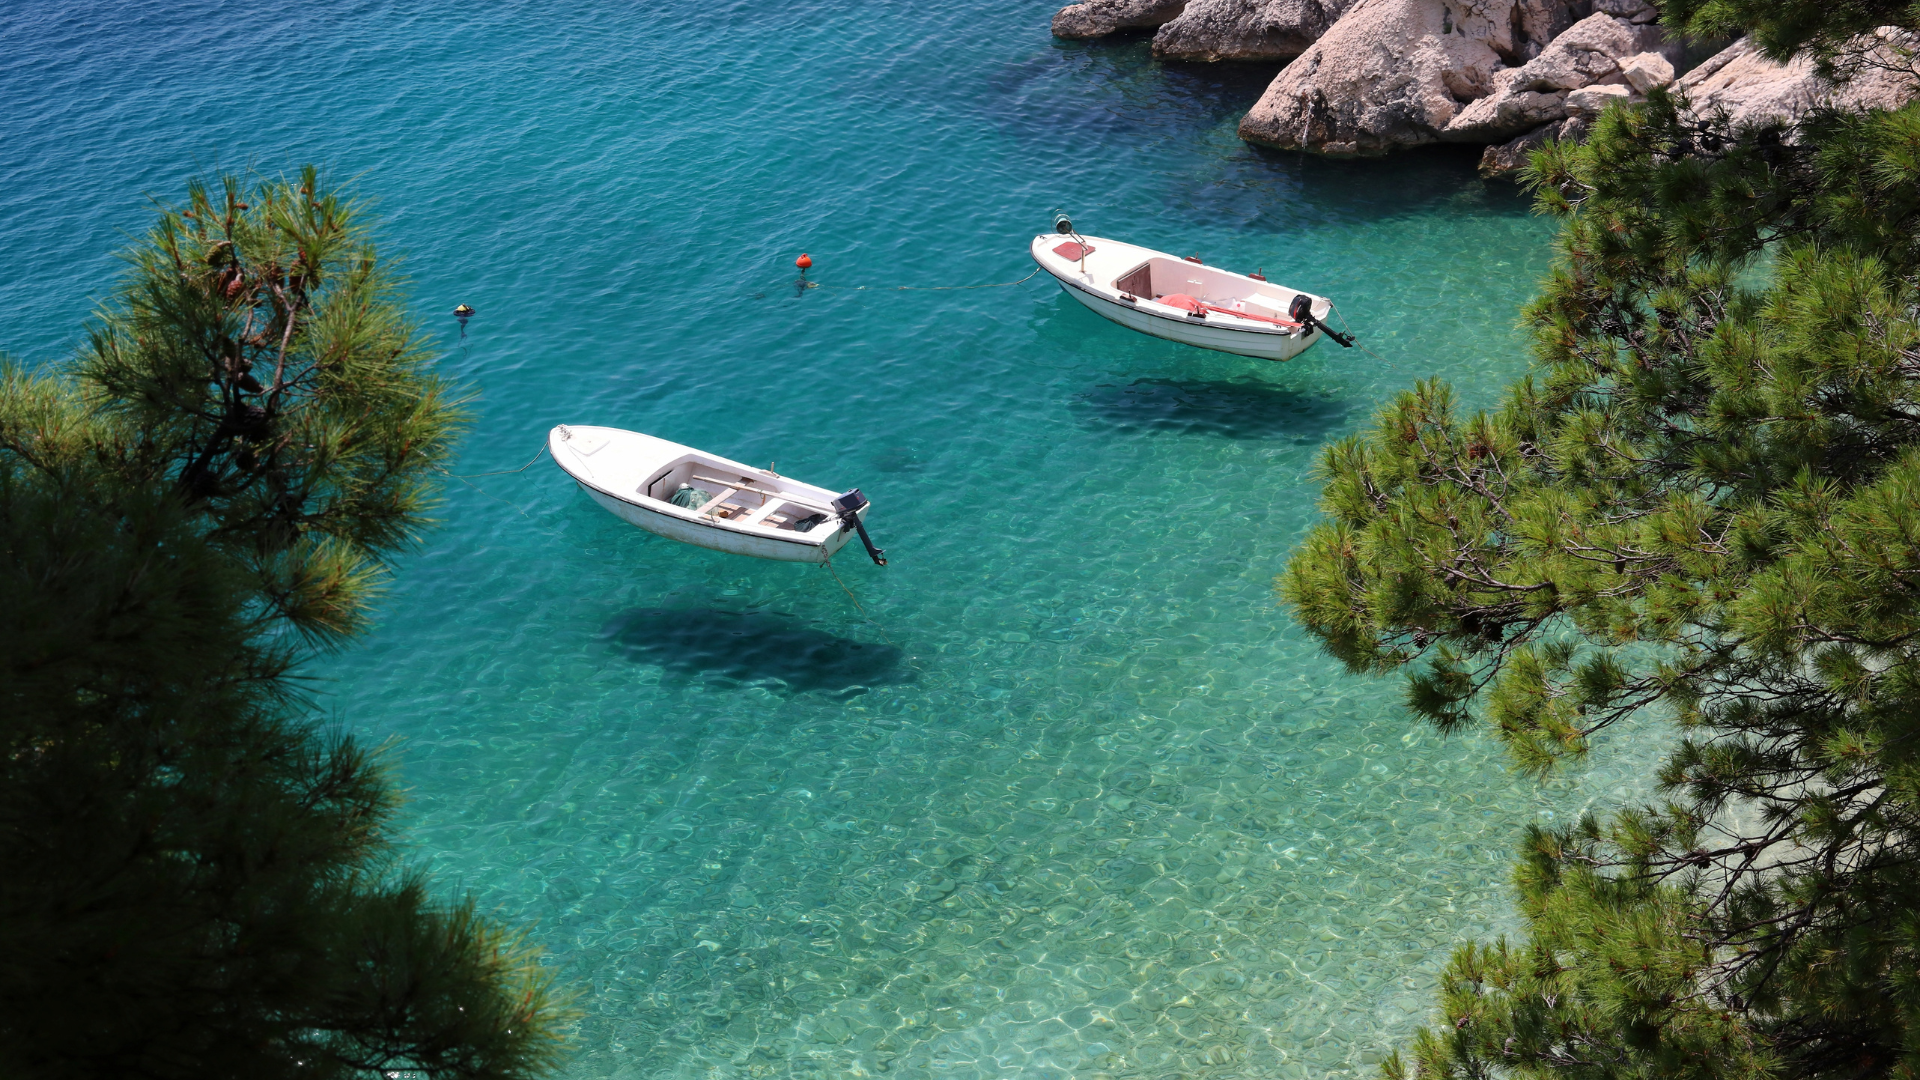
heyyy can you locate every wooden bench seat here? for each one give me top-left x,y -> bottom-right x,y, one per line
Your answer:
690,473 -> 834,514
696,486 -> 744,518
741,499 -> 788,526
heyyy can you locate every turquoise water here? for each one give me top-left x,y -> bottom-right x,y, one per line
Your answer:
1,3 -> 1664,1077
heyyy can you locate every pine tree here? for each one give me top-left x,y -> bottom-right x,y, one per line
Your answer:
1283,92 -> 1920,1079
76,165 -> 466,641
0,170 -> 564,1079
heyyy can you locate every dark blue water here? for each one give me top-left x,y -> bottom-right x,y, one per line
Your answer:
0,2 -> 1660,1077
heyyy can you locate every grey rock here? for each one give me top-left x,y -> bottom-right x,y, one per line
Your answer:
1620,50 -> 1676,92
1676,34 -> 1920,128
1508,11 -> 1677,91
1510,0 -> 1594,60
1052,0 -> 1189,39
1441,12 -> 1677,140
1227,0 -> 1913,164
1591,0 -> 1658,21
1477,121 -> 1557,174
1478,31 -> 1914,178
1237,0 -> 1531,156
1237,0 -> 1677,155
1446,88 -> 1570,140
1674,34 -> 1747,84
1566,80 -> 1633,115
1478,115 -> 1587,176
1152,0 -> 1361,61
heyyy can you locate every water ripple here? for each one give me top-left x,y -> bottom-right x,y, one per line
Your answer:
0,2 -> 1664,1078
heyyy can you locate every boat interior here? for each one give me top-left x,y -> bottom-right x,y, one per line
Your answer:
1112,258 -> 1305,324
640,455 -> 836,534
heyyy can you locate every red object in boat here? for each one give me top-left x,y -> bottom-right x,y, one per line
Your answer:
796,253 -> 813,269
1156,293 -> 1301,327
1053,241 -> 1094,260
1184,254 -> 1203,263
1249,269 -> 1267,281
1208,304 -> 1300,327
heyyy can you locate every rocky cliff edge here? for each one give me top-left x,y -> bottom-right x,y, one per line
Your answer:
1053,0 -> 1918,174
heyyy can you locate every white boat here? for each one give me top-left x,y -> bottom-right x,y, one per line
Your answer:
1029,221 -> 1352,362
548,425 -> 885,565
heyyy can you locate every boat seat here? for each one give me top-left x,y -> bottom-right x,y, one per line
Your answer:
696,486 -> 744,517
690,473 -> 834,514
1113,263 -> 1153,297
742,499 -> 787,526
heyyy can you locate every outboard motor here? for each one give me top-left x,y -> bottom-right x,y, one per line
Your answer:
1289,294 -> 1355,348
832,489 -> 888,566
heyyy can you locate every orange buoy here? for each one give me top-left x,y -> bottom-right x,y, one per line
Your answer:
796,253 -> 813,270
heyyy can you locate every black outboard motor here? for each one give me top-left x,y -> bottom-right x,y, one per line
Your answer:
832,489 -> 887,566
1289,294 -> 1355,348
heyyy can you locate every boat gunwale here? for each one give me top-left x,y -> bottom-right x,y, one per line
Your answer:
1047,270 -> 1307,339
549,428 -> 846,550
568,478 -> 829,549
1029,235 -> 1324,341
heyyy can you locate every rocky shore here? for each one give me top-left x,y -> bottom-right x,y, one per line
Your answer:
1050,0 -> 1916,175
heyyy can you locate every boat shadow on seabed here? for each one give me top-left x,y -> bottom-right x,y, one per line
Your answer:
600,607 -> 913,698
1074,377 -> 1352,442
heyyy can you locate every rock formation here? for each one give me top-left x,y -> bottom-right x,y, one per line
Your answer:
1440,12 -> 1677,142
1621,49 -> 1675,92
1677,35 -> 1917,127
1477,115 -> 1587,174
1052,0 -> 1190,40
1153,0 -> 1362,61
1475,33 -> 1917,176
1050,0 -> 1359,61
1051,0 -> 1917,174
1235,0 -> 1675,156
1231,0 -> 1523,156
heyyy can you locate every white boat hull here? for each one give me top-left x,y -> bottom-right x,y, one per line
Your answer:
549,426 -> 864,564
1031,233 -> 1332,362
578,485 -> 856,563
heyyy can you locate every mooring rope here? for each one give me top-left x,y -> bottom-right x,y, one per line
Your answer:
439,467 -> 576,544
805,266 -> 1043,292
821,553 -> 900,649
1330,304 -> 1400,371
433,445 -> 581,544
446,444 -> 549,478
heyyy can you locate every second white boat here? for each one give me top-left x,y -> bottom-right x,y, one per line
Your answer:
548,425 -> 887,565
1029,219 -> 1353,362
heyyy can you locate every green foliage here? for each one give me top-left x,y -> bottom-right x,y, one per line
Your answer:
1657,0 -> 1919,75
73,165 -> 464,640
0,171 -> 564,1079
1284,98 -> 1920,1077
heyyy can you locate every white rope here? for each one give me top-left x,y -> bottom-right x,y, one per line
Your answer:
821,553 -> 899,649
806,266 -> 1043,292
1331,304 -> 1400,370
446,444 -> 548,478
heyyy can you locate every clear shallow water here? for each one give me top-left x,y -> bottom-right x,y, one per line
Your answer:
1,3 -> 1663,1077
